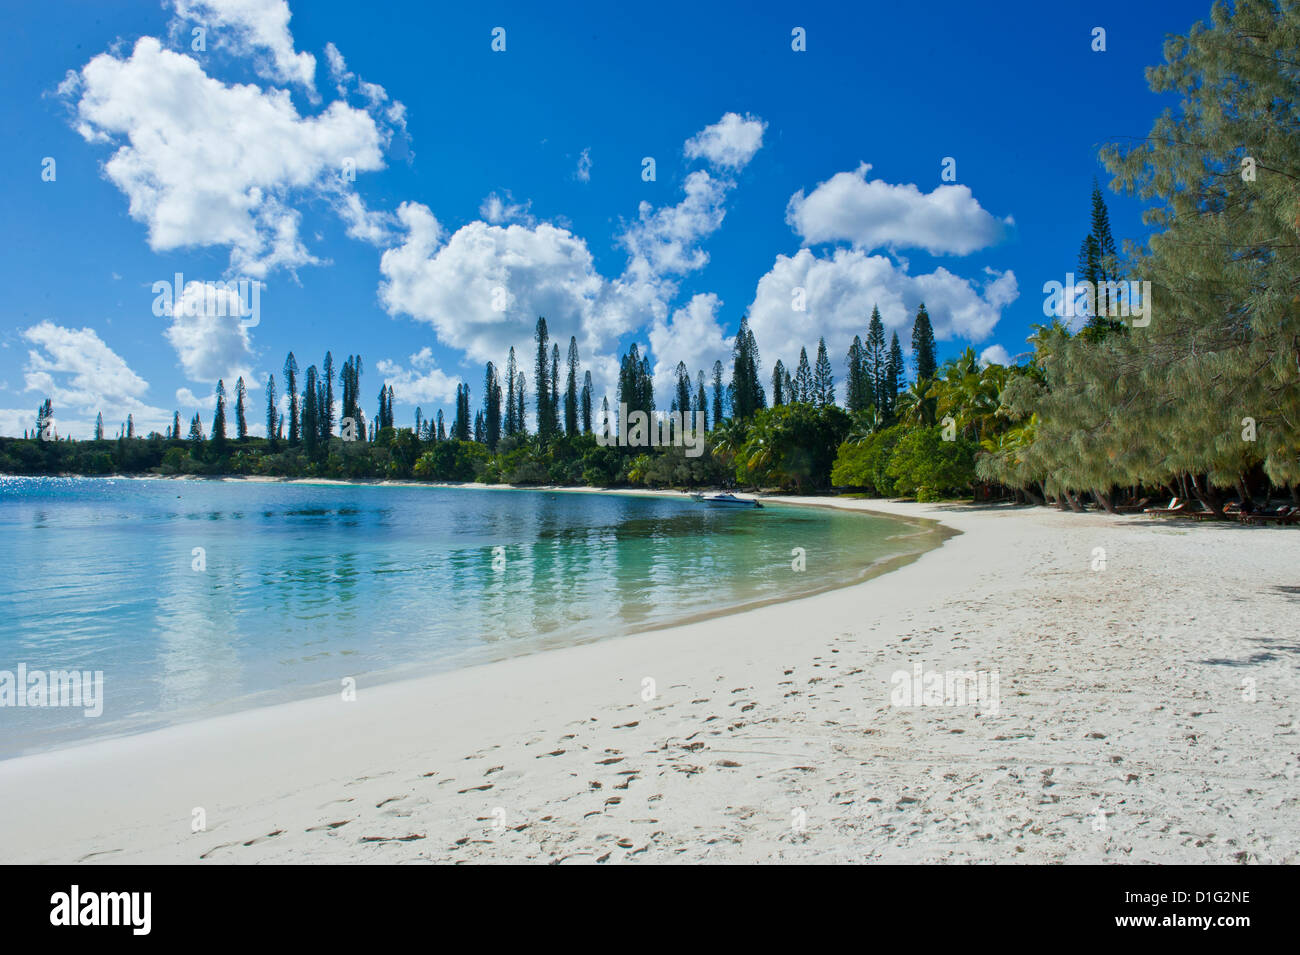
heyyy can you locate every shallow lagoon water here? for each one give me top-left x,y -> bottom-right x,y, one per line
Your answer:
0,476 -> 937,755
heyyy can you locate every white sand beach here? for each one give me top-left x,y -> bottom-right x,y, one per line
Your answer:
0,497 -> 1296,864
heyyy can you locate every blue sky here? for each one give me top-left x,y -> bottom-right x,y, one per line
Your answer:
0,0 -> 1204,438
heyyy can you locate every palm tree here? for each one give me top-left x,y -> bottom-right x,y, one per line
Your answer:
895,380 -> 935,427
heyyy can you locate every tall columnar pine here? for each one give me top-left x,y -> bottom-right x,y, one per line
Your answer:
846,336 -> 869,412
534,317 -> 551,441
565,337 -> 580,436
504,347 -> 518,436
95,412 -> 104,440
696,371 -> 708,431
813,337 -> 834,407
453,384 -> 471,441
302,367 -> 320,455
265,374 -> 278,447
865,305 -> 887,410
212,380 -> 228,445
316,377 -> 328,444
911,304 -> 937,383
515,373 -> 526,436
322,352 -> 335,438
730,316 -> 765,420
235,377 -> 248,439
172,410 -> 181,441
673,361 -> 692,416
771,359 -> 787,406
711,360 -> 725,426
550,343 -> 561,436
885,332 -> 905,420
284,352 -> 300,445
580,371 -> 593,434
1077,181 -> 1125,338
484,361 -> 502,450
793,348 -> 812,403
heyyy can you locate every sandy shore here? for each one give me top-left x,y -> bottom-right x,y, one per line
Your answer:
1,496 -> 1296,864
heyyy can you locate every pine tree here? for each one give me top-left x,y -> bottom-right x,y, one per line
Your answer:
813,337 -> 834,407
674,361 -> 692,417
504,347 -> 518,437
126,414 -> 135,439
316,376 -> 328,445
454,383 -> 471,441
794,348 -> 812,403
95,412 -> 104,440
265,374 -> 278,447
911,304 -> 937,383
436,409 -> 446,441
35,399 -> 53,439
771,359 -> 787,406
322,352 -> 335,438
234,377 -> 248,439
534,317 -> 551,441
189,412 -> 203,442
515,373 -> 526,436
865,305 -> 887,410
696,370 -> 708,431
564,337 -> 579,436
302,367 -> 319,455
1079,182 -> 1124,337
172,410 -> 181,441
846,336 -> 868,412
212,380 -> 228,445
580,371 -> 593,434
711,360 -> 725,427
550,343 -> 561,436
730,317 -> 765,420
885,331 -> 905,420
284,352 -> 300,445
485,362 -> 502,450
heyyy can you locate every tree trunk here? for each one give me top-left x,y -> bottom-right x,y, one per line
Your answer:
1188,473 -> 1225,518
1094,487 -> 1118,515
1235,475 -> 1253,508
1022,484 -> 1045,507
1063,489 -> 1084,513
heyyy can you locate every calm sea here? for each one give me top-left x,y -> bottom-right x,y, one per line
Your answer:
0,476 -> 937,756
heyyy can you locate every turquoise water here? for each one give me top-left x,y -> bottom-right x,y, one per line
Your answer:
0,476 -> 935,756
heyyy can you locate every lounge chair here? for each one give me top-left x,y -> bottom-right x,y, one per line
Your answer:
1244,504 -> 1292,525
1114,497 -> 1152,514
1256,505 -> 1296,525
1145,497 -> 1189,517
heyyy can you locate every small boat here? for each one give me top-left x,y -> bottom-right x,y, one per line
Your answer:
693,492 -> 763,509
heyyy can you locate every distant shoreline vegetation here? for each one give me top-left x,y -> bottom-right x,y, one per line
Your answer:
6,6 -> 1298,515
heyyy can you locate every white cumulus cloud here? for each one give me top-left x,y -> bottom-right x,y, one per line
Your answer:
172,0 -> 317,93
786,163 -> 1012,256
684,112 -> 766,171
65,36 -> 389,277
746,248 -> 1019,383
17,322 -> 168,437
